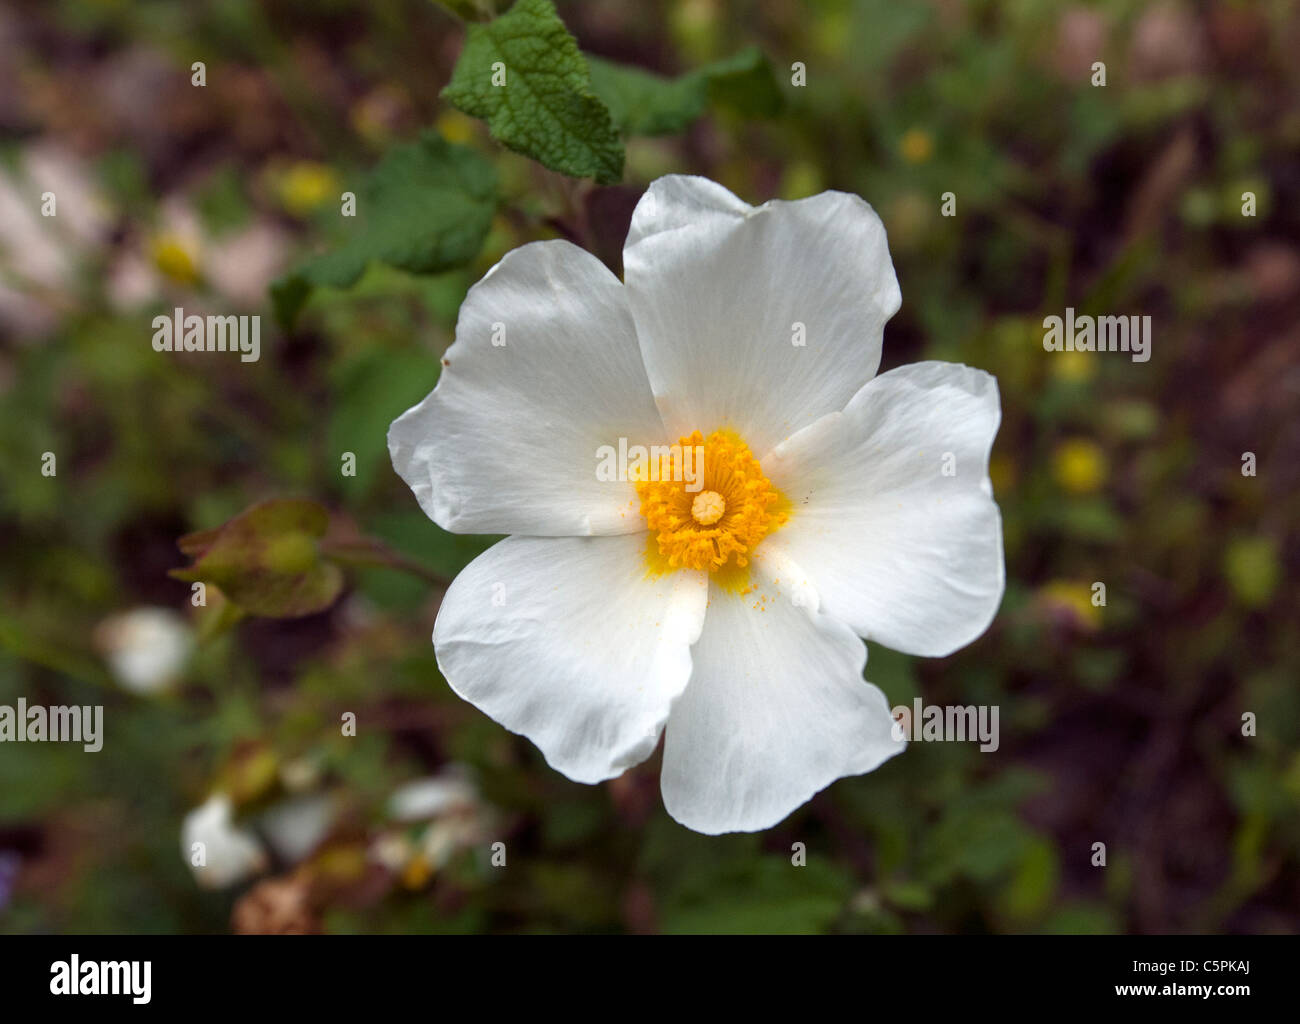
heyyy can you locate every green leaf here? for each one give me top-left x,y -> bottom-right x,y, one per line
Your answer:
588,46 -> 783,136
660,857 -> 853,934
171,499 -> 344,618
863,643 -> 918,707
881,878 -> 934,912
441,0 -> 623,184
998,836 -> 1059,922
1042,903 -> 1121,935
0,611 -> 112,689
586,58 -> 704,136
271,133 -> 498,326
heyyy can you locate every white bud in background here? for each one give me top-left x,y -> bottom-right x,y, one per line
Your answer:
95,606 -> 194,695
259,794 -> 336,864
181,794 -> 268,889
387,766 -> 478,823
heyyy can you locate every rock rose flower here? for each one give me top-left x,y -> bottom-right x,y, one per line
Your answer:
389,175 -> 1004,834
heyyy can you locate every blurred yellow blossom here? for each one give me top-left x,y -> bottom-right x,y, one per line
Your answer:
900,128 -> 935,164
435,110 -> 478,146
401,854 -> 433,890
149,234 -> 200,285
277,161 -> 338,218
1039,580 -> 1103,631
671,0 -> 721,61
1052,439 -> 1108,494
1223,536 -> 1280,609
1051,348 -> 1098,383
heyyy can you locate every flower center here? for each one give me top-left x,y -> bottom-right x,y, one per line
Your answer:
635,429 -> 788,574
690,490 -> 726,525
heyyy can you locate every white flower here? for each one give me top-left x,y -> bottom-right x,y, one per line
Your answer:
181,793 -> 268,889
387,766 -> 478,822
389,175 -> 1004,834
0,145 -> 111,337
95,606 -> 193,696
371,767 -> 495,881
205,221 -> 290,308
259,793 -> 336,864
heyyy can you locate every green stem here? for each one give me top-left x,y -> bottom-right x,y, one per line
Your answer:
319,537 -> 451,588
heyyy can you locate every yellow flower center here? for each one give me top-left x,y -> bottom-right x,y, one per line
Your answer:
635,429 -> 788,576
690,490 -> 726,525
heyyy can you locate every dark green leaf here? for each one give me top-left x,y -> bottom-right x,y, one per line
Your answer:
441,0 -> 623,183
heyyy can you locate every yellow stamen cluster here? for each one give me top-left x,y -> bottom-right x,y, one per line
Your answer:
636,429 -> 788,573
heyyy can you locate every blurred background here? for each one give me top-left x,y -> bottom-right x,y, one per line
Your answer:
1,0 -> 1297,934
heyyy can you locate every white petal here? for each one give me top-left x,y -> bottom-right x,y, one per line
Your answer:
389,240 -> 666,536
762,361 -> 1005,658
623,175 -> 901,456
661,545 -> 905,834
95,606 -> 193,695
387,768 -> 477,822
434,534 -> 708,784
181,794 -> 268,889
258,794 -> 335,863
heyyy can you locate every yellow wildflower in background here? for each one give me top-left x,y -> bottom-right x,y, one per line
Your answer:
1052,439 -> 1107,494
1039,580 -> 1103,631
278,161 -> 338,218
149,233 -> 201,285
900,128 -> 934,164
1051,348 -> 1098,383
